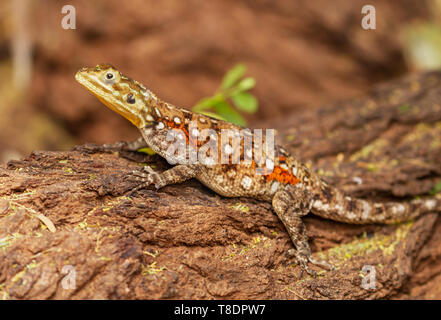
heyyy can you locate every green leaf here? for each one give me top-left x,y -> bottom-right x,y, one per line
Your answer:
220,64 -> 246,90
195,110 -> 227,121
192,95 -> 223,112
212,101 -> 247,127
236,77 -> 256,92
231,92 -> 258,113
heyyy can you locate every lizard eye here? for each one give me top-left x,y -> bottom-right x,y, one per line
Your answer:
103,72 -> 116,84
126,93 -> 136,104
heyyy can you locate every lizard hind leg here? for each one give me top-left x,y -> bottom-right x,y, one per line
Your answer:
272,187 -> 334,277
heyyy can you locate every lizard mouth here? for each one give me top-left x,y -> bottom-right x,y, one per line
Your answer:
75,71 -> 145,128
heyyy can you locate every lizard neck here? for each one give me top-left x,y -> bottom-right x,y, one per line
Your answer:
141,97 -> 188,128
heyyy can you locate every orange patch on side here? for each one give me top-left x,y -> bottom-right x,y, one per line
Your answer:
264,165 -> 300,185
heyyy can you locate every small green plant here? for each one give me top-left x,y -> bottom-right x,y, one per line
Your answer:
192,63 -> 258,127
138,64 -> 258,155
429,180 -> 441,195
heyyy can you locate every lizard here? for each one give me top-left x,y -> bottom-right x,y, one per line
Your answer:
75,64 -> 441,276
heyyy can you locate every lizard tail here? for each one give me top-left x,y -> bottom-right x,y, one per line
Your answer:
311,185 -> 441,225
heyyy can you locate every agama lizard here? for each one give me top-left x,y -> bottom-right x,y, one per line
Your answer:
75,64 -> 441,276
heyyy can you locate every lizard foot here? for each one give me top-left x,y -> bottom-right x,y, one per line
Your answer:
287,249 -> 334,278
126,166 -> 164,194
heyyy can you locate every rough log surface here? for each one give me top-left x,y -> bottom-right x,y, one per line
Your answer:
1,71 -> 441,299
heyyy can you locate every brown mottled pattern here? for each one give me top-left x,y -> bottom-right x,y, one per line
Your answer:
75,64 -> 441,276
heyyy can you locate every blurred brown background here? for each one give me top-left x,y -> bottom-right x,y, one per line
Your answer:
1,0 -> 440,162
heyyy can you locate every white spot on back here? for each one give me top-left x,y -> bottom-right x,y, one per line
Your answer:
270,181 -> 279,193
241,176 -> 252,190
292,166 -> 298,176
156,122 -> 165,129
146,115 -> 154,122
174,117 -> 181,124
227,170 -> 236,178
155,108 -> 161,117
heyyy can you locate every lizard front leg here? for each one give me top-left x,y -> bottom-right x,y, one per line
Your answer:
128,164 -> 202,192
103,136 -> 148,152
272,186 -> 334,276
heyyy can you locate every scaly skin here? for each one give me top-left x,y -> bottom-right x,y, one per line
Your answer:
75,64 -> 441,276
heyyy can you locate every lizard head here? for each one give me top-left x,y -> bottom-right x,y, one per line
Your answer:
75,64 -> 156,128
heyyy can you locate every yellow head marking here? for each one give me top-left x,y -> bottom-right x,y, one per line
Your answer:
75,64 -> 153,128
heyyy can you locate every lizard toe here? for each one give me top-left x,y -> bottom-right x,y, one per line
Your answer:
287,249 -> 332,276
297,260 -> 317,278
127,167 -> 165,192
126,171 -> 155,194
129,171 -> 146,179
142,166 -> 156,174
